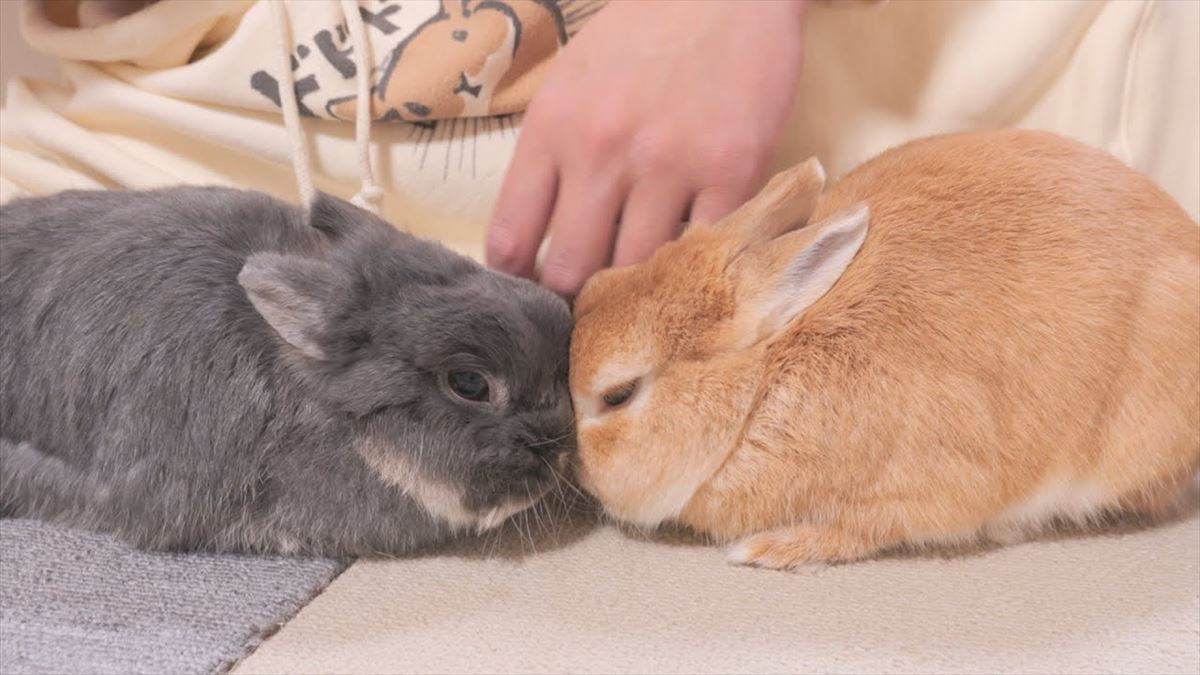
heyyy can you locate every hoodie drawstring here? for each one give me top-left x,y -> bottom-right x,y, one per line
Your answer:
338,0 -> 383,213
269,0 -> 315,208
270,0 -> 382,214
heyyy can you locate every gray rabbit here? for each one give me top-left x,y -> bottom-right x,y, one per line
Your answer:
0,187 -> 574,556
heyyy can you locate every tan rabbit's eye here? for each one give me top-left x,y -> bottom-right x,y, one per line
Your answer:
601,379 -> 639,410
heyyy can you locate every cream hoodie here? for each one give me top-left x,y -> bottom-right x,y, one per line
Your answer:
1,0 -> 1196,260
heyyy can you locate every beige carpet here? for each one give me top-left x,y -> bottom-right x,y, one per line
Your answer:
234,511 -> 1200,674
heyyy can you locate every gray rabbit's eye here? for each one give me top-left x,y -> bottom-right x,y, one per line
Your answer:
447,369 -> 490,403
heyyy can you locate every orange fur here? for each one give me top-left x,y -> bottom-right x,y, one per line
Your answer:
570,130 -> 1200,568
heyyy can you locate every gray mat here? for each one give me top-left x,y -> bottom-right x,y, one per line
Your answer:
0,519 -> 344,675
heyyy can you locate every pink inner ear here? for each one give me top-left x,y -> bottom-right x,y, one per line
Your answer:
754,202 -> 871,337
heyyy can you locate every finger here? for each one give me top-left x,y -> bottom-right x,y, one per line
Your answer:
538,172 -> 627,297
611,179 -> 691,267
487,139 -> 558,278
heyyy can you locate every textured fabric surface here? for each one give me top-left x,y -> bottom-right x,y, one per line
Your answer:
0,518 -> 344,675
3,0 -> 1197,235
236,511 -> 1200,675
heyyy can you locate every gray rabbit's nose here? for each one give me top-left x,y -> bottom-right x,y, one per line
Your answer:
521,408 -> 576,460
528,437 -> 573,462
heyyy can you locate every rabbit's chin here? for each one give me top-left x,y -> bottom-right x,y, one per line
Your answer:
576,446 -> 719,531
410,480 -> 540,534
356,441 -> 541,532
592,482 -> 698,530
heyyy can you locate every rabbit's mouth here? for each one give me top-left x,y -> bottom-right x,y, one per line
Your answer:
467,463 -> 565,535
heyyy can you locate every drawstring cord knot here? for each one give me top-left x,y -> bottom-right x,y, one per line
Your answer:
351,184 -> 384,211
270,0 -> 382,214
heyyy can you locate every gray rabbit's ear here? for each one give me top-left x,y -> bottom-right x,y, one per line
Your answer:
238,253 -> 335,360
307,191 -> 378,240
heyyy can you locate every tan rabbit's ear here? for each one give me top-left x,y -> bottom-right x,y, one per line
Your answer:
735,203 -> 870,341
440,0 -> 466,19
706,157 -> 826,239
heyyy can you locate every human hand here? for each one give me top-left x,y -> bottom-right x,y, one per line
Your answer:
486,0 -> 809,296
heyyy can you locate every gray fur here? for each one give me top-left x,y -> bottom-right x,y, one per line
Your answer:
0,187 -> 573,556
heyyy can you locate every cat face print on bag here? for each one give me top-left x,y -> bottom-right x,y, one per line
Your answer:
250,1 -> 594,124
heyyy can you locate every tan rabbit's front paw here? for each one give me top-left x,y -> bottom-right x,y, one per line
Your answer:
727,523 -> 886,569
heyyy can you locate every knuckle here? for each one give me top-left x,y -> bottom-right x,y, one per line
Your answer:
726,155 -> 764,189
582,113 -> 631,155
700,138 -> 766,187
630,129 -> 681,175
523,95 -> 565,129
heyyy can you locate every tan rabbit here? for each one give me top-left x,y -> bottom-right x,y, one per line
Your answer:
570,129 -> 1200,569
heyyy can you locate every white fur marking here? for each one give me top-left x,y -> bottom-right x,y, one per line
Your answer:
592,362 -> 652,397
358,442 -> 537,532
475,498 -> 531,534
724,538 -> 764,566
357,444 -> 477,529
995,476 -> 1112,531
275,535 -> 301,555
